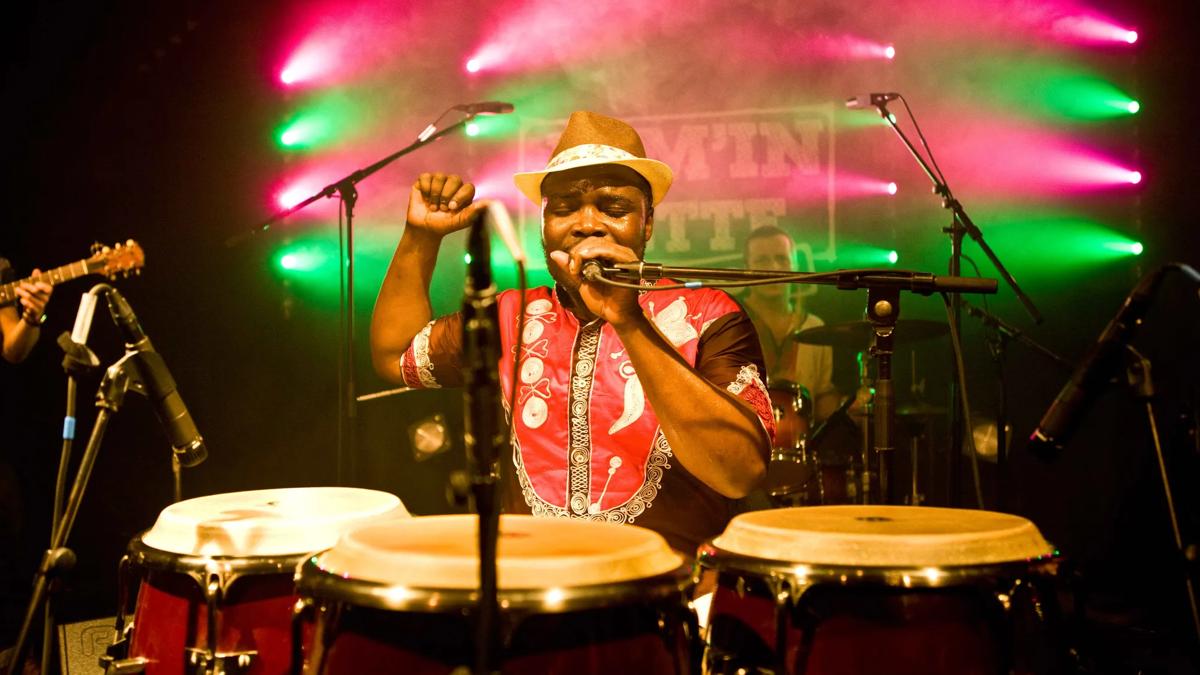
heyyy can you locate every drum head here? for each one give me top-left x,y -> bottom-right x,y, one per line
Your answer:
141,487 -> 407,557
712,505 -> 1052,567
315,514 -> 683,590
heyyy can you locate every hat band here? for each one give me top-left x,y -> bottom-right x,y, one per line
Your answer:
544,144 -> 640,171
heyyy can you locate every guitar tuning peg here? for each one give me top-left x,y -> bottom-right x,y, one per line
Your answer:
126,239 -> 135,246
101,246 -> 111,254
115,242 -> 123,248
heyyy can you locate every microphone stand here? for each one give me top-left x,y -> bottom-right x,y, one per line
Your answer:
593,263 -> 996,501
875,98 -> 1042,506
962,302 -> 1072,510
463,218 -> 504,675
5,353 -> 140,675
223,111 -> 481,487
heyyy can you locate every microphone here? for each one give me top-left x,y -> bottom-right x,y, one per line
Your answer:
1027,266 -> 1168,456
484,201 -> 525,264
70,285 -> 105,345
581,260 -> 605,283
106,288 -> 208,467
845,92 -> 901,110
453,101 -> 515,115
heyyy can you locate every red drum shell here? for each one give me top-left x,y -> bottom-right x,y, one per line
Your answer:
123,540 -> 303,675
699,507 -> 1065,675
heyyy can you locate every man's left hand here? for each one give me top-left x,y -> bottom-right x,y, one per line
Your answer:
16,270 -> 52,324
549,242 -> 644,328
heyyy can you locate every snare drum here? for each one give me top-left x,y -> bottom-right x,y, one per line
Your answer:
698,506 -> 1064,675
294,514 -> 697,674
104,487 -> 406,675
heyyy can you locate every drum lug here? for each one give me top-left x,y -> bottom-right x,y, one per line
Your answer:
184,647 -> 257,675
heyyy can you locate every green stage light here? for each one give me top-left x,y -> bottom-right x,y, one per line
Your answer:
977,57 -> 1142,122
275,93 -> 357,151
887,250 -> 899,264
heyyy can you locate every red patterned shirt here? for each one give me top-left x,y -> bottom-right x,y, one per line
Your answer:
398,280 -> 774,554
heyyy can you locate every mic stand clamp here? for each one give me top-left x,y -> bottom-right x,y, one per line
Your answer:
866,286 -> 899,504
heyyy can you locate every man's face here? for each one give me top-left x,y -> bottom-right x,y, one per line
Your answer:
745,233 -> 795,272
540,165 -> 653,283
745,233 -> 794,298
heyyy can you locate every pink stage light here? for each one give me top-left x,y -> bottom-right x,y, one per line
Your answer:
279,45 -> 331,86
1048,13 -> 1138,46
785,172 -> 897,202
807,33 -> 897,60
896,113 -> 1144,196
274,0 -> 420,88
465,57 -> 483,73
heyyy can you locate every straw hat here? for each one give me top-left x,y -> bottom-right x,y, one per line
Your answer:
513,111 -> 674,207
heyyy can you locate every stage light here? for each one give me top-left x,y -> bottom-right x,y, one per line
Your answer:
884,45 -> 896,59
1126,100 -> 1140,114
466,57 -> 482,73
887,250 -> 899,264
465,122 -> 480,137
278,185 -> 309,209
886,182 -> 898,195
276,247 -> 325,273
1049,14 -> 1140,47
1131,242 -> 1143,255
464,252 -> 473,265
1127,170 -> 1142,185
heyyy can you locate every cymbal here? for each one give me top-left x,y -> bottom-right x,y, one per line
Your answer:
791,319 -> 948,347
896,402 -> 948,417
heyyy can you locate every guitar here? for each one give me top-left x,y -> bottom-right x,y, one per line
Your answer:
0,240 -> 145,307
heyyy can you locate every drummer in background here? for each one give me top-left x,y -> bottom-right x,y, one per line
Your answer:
739,225 -> 841,422
370,111 -> 775,555
0,257 -> 53,364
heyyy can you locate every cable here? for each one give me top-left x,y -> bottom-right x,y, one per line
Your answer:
942,292 -> 985,509
506,261 -> 528,439
899,95 -> 950,191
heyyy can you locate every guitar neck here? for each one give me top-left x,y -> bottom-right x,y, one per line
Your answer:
0,260 -> 91,307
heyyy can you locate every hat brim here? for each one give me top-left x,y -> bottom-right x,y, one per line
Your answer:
513,156 -> 674,207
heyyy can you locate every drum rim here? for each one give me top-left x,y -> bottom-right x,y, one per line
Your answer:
294,555 -> 694,613
695,542 -> 1059,588
127,534 -> 309,577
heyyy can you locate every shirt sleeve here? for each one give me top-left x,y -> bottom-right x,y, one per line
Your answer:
695,311 -> 776,447
398,312 -> 465,389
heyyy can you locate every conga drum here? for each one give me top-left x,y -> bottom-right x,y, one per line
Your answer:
294,514 -> 698,674
102,488 -> 406,675
698,506 -> 1065,675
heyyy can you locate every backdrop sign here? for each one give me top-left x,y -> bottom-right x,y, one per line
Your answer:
518,106 -> 838,272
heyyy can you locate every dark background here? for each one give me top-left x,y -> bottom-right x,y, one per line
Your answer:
0,0 -> 1197,670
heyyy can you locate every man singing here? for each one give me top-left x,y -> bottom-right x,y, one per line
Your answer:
370,111 -> 774,554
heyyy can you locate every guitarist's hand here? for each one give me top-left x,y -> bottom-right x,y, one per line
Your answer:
16,269 -> 52,324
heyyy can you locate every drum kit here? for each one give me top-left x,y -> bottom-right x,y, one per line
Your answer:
763,318 -> 952,508
94,488 -> 1068,675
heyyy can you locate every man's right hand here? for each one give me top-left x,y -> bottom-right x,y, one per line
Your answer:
407,172 -> 490,237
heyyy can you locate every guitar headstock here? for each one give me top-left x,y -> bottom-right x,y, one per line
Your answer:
86,240 -> 145,279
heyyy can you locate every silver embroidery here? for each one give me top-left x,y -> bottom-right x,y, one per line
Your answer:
402,320 -> 439,388
567,322 -> 602,515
